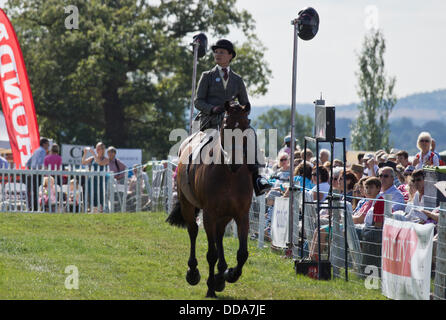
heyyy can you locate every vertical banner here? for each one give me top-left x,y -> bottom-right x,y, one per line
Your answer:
0,9 -> 40,168
271,197 -> 289,248
381,218 -> 435,300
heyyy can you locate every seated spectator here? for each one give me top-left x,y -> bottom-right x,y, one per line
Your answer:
396,150 -> 411,168
44,143 -> 62,170
338,170 -> 358,203
378,166 -> 405,212
352,177 -> 385,238
107,146 -> 127,183
402,169 -> 427,223
351,163 -> 364,181
301,149 -> 313,162
352,177 -> 368,211
311,166 -> 330,202
270,152 -> 290,184
319,148 -> 330,165
66,179 -> 82,212
364,154 -> 379,177
283,161 -> 314,196
330,167 -> 343,195
39,176 -> 57,212
395,164 -> 410,202
412,131 -> 439,169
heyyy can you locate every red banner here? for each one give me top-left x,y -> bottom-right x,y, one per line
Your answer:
0,9 -> 40,168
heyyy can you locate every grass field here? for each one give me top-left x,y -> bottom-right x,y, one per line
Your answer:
0,211 -> 386,300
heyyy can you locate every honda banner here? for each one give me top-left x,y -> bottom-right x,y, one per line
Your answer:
381,218 -> 435,300
0,9 -> 40,168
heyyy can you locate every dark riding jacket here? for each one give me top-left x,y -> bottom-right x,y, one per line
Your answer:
194,65 -> 250,130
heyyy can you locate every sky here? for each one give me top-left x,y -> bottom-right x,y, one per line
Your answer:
230,0 -> 446,107
1,0 -> 446,108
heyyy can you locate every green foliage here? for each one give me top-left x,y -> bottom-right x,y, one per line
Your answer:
252,107 -> 314,155
351,29 -> 397,152
4,0 -> 271,159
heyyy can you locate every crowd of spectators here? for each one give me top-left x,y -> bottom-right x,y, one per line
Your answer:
263,132 -> 443,266
6,138 -> 151,213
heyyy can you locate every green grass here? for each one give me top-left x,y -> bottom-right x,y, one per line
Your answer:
0,211 -> 386,299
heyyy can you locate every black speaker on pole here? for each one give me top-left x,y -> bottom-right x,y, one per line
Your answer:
314,97 -> 335,142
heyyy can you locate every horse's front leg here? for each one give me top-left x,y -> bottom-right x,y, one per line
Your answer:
214,218 -> 231,292
204,213 -> 218,298
224,214 -> 249,283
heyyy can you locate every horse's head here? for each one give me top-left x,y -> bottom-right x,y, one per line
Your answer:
222,100 -> 251,131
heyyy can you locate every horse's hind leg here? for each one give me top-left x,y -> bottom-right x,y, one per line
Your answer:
224,214 -> 249,284
181,197 -> 201,286
214,217 -> 231,292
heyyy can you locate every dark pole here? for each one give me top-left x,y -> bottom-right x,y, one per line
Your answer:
288,20 -> 299,257
343,138 -> 348,281
301,138 -> 307,258
316,140 -> 321,279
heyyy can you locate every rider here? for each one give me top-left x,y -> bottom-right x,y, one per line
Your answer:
194,39 -> 271,196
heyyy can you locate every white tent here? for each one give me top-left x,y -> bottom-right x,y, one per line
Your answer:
0,111 -> 11,150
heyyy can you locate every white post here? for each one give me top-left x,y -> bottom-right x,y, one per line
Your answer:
383,194 -> 392,218
136,166 -> 142,213
167,161 -> 173,214
434,202 -> 446,300
258,194 -> 266,248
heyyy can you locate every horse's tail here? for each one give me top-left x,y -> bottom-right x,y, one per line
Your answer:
166,200 -> 200,228
166,200 -> 186,227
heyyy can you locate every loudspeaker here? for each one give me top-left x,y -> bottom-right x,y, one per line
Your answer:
314,105 -> 335,141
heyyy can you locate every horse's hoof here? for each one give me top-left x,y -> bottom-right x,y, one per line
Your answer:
186,268 -> 201,286
206,290 -> 217,298
214,274 -> 226,292
224,268 -> 241,283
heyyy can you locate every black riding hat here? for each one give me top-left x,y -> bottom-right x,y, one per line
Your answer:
211,39 -> 236,58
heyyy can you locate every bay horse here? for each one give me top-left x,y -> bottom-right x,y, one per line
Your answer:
166,101 -> 254,298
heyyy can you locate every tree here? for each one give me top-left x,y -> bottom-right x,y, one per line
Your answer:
252,107 -> 313,156
350,29 -> 397,151
4,0 -> 271,158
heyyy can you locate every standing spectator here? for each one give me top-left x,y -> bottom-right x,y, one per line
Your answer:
378,166 -> 405,212
412,132 -> 439,169
26,138 -> 50,211
357,152 -> 365,165
396,150 -> 411,168
279,135 -> 292,156
26,138 -> 50,169
44,143 -> 62,170
82,142 -> 109,213
107,146 -> 127,183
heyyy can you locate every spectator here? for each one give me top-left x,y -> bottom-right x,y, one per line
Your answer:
39,176 -> 56,212
300,149 -> 313,162
364,154 -> 379,177
338,170 -> 358,203
395,164 -> 410,202
26,137 -> 50,211
333,159 -> 343,167
412,131 -> 439,169
431,138 -> 445,165
319,149 -> 330,165
82,142 -> 109,213
378,166 -> 405,212
66,178 -> 82,212
287,160 -> 314,194
311,165 -> 330,202
351,163 -> 364,181
352,176 -> 368,211
107,146 -> 127,183
330,167 -> 343,196
352,177 -> 385,234
396,150 -> 411,168
0,154 -> 9,168
279,135 -> 292,156
271,152 -> 290,183
44,143 -> 62,170
403,169 -> 427,222
357,152 -> 365,165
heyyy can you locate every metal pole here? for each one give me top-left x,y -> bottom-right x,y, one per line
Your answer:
189,41 -> 199,135
342,138 -> 348,281
288,20 -> 299,256
316,140 -> 321,279
301,137 -> 307,258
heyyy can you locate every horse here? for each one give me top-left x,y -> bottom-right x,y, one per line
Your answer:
166,101 -> 254,298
